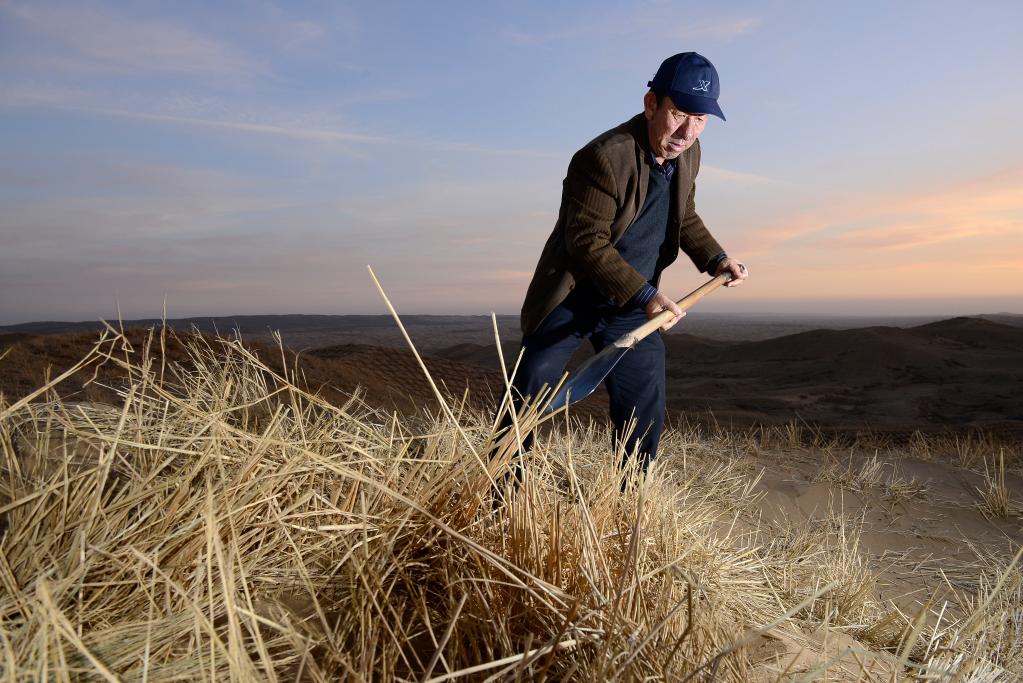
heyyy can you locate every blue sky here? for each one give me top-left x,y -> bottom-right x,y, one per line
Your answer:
1,0 -> 1021,324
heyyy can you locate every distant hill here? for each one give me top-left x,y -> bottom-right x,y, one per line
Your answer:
6,311 -> 1020,349
977,313 -> 1023,328
0,315 -> 522,352
0,327 -> 519,420
429,317 -> 1023,434
2,316 -> 1021,434
651,317 -> 1023,432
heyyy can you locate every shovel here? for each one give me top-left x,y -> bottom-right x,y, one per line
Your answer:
544,272 -> 733,412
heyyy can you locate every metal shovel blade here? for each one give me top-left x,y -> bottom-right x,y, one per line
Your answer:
545,341 -> 632,413
542,273 -> 733,413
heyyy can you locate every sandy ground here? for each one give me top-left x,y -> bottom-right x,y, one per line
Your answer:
753,446 -> 1022,618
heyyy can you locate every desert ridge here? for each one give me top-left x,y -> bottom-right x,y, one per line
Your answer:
2,314 -> 1021,433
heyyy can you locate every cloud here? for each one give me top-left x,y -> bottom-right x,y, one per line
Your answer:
0,161 -> 293,255
0,85 -> 87,108
0,151 -> 565,322
0,157 -> 255,196
84,106 -> 389,146
500,22 -> 609,46
3,1 -> 264,80
742,167 -> 1023,254
502,11 -> 761,46
0,86 -> 390,153
478,270 -> 532,284
816,220 -> 1017,251
0,87 -> 562,160
886,257 -> 1023,273
700,164 -> 788,186
672,16 -> 762,42
172,278 -> 251,292
336,88 -> 415,106
417,139 -> 564,160
279,19 -> 326,44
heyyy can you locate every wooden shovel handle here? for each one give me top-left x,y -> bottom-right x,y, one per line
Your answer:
625,273 -> 732,345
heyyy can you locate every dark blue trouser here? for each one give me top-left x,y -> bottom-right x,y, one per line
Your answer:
506,287 -> 666,472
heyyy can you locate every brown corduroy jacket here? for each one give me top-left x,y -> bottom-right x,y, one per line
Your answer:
520,113 -> 724,335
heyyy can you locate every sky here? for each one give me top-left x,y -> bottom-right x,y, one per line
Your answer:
1,0 -> 1021,325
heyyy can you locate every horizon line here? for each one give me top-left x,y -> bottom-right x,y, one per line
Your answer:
3,309 -> 1022,328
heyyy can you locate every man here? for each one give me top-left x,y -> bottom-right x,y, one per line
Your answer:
509,52 -> 748,472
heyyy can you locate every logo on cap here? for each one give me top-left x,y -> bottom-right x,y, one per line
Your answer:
692,80 -> 711,92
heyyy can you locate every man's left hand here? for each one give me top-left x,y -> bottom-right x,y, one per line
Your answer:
715,257 -> 749,287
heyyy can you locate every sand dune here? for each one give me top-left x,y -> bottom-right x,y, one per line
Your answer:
423,317 -> 1023,434
658,317 -> 1023,432
3,316 -> 1020,433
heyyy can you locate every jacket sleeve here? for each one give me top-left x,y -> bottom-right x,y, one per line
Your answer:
561,144 -> 648,306
677,142 -> 725,272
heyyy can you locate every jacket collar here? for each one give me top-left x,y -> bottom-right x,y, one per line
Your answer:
627,113 -> 652,156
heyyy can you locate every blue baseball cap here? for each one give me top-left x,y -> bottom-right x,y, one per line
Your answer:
648,52 -> 726,121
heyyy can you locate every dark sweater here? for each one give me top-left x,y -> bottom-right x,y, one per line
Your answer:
616,158 -> 672,285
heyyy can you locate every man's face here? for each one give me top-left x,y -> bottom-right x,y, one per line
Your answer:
644,92 -> 708,163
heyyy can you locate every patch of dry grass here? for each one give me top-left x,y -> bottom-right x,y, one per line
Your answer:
917,545 -> 1023,680
0,325 -> 1020,681
813,452 -> 927,506
976,450 -> 1014,520
906,430 -> 1021,473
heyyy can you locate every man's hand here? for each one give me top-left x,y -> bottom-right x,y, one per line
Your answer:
715,257 -> 749,287
644,291 -> 686,331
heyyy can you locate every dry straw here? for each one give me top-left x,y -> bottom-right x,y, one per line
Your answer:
977,450 -> 1013,519
0,313 -> 1020,680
